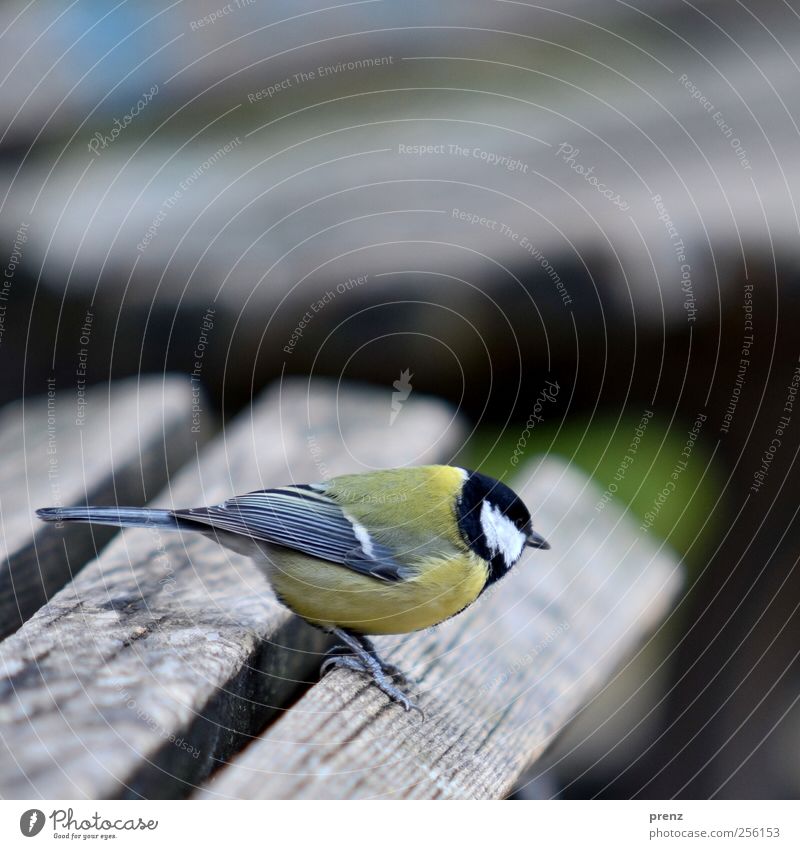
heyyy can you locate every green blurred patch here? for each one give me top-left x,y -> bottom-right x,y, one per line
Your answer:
459,413 -> 722,563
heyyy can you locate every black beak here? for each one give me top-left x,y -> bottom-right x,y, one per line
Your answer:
526,530 -> 550,550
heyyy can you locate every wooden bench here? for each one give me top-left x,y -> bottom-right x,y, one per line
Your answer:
0,378 -> 681,799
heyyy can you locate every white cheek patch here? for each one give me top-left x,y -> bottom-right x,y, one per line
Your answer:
480,501 -> 526,566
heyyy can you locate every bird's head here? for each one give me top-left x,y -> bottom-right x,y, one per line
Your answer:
456,469 -> 549,586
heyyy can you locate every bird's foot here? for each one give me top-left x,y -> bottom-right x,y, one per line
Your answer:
321,629 -> 423,716
320,653 -> 423,716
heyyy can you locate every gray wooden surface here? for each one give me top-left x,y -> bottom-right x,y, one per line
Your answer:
198,458 -> 683,799
0,379 -> 462,799
0,376 -> 203,640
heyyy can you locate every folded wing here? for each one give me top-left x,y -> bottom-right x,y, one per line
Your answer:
174,485 -> 409,582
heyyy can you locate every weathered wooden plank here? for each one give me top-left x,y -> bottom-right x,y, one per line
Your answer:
0,376 -> 205,639
0,379 -> 462,799
198,458 -> 683,799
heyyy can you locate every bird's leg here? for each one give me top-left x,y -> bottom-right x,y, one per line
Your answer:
358,634 -> 410,681
321,628 -> 423,716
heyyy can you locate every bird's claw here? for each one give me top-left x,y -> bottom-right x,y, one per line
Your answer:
394,692 -> 425,718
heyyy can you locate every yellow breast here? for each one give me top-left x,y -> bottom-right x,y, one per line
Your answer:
264,548 -> 489,635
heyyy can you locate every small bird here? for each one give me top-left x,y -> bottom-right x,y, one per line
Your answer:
37,465 -> 549,712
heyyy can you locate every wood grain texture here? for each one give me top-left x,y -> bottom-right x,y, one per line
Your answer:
0,379 -> 463,799
199,458 -> 683,799
0,376 -> 205,639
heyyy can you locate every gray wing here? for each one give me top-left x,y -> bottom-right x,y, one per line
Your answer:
174,485 -> 409,582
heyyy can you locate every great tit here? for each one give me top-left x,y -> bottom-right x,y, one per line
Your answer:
37,465 -> 549,712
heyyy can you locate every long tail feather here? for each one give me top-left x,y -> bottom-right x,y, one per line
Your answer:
36,506 -> 188,531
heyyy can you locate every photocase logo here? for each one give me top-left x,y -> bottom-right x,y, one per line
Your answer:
19,809 -> 45,837
390,369 -> 413,424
